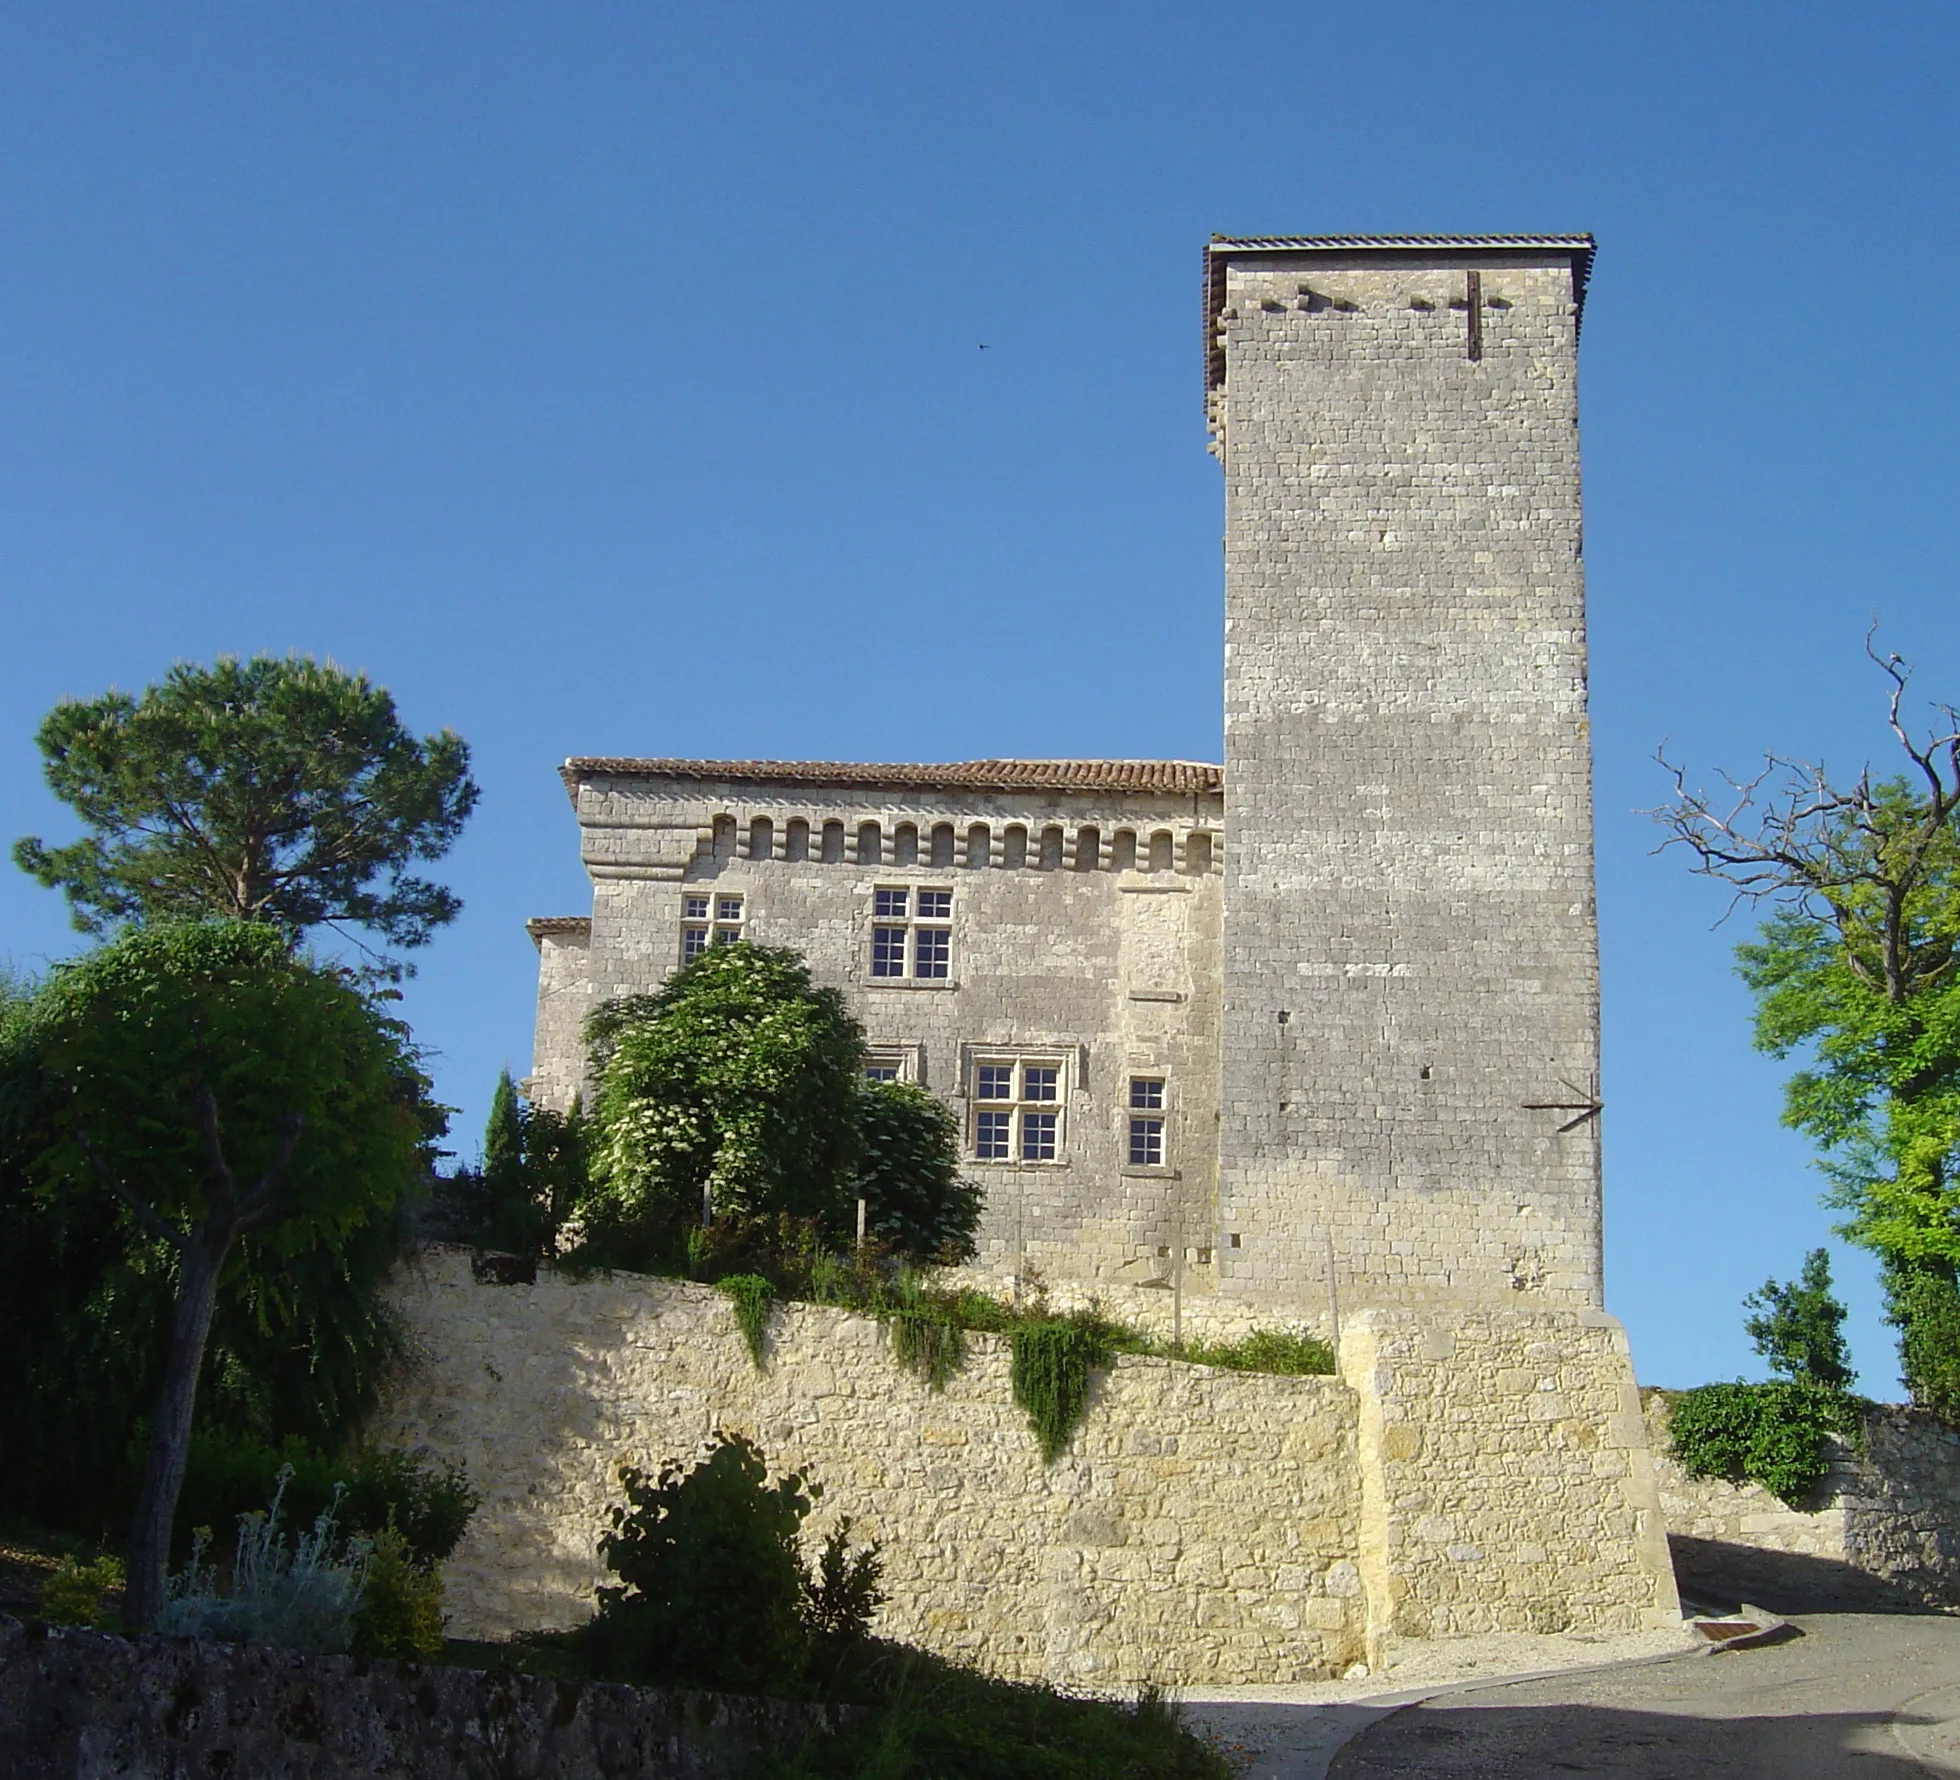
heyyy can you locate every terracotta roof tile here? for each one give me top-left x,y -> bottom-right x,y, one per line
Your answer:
562,758 -> 1223,800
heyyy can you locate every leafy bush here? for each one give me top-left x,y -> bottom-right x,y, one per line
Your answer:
584,1431 -> 818,1692
1744,1248 -> 1854,1390
37,1554 -> 124,1629
351,1524 -> 445,1659
156,1469 -> 370,1653
1010,1323 -> 1109,1464
1181,1329 -> 1335,1376
1666,1380 -> 1863,1507
178,1431 -> 478,1568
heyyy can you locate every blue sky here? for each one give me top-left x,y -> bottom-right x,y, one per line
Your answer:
3,2 -> 1955,1391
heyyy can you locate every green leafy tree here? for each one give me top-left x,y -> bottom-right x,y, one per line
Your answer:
1657,647 -> 1960,1403
26,921 -> 425,1627
15,654 -> 477,978
438,1069 -> 586,1257
852,1079 -> 982,1264
581,943 -> 864,1266
1743,1248 -> 1855,1389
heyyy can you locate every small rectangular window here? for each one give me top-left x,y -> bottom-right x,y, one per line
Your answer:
717,896 -> 743,922
976,1064 -> 1014,1101
684,895 -> 711,920
1128,1117 -> 1164,1166
874,887 -> 909,919
1021,1111 -> 1058,1162
681,926 -> 709,962
1129,1077 -> 1165,1110
916,888 -> 952,919
1022,1066 -> 1058,1102
865,1062 -> 901,1083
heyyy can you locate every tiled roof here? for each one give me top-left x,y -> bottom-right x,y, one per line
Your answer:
1203,232 -> 1596,393
525,916 -> 591,941
561,758 -> 1223,800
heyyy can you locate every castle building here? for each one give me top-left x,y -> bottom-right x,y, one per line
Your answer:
528,233 -> 1601,1331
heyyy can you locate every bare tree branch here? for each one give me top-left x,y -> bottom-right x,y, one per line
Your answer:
70,1124 -> 186,1252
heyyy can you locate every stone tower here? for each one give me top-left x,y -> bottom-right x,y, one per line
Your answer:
1207,234 -> 1602,1317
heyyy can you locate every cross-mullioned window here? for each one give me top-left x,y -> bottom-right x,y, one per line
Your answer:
682,893 -> 744,963
870,887 -> 952,980
972,1056 -> 1063,1162
1128,1076 -> 1167,1167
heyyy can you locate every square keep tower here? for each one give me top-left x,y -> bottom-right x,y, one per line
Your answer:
1208,235 -> 1602,1317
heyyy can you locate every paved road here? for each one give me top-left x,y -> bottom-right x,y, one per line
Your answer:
1326,1614 -> 1960,1778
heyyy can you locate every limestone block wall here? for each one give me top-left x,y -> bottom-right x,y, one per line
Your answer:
378,1251 -> 1364,1686
1212,240 -> 1602,1318
1645,1394 -> 1960,1610
1341,1308 -> 1678,1654
530,768 -> 1228,1317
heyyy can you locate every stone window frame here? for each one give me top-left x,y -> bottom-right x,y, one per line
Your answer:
863,1044 -> 923,1085
968,1050 -> 1069,1166
681,892 -> 744,963
866,884 -> 955,986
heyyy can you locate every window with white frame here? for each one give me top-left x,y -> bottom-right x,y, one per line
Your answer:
972,1055 -> 1065,1162
870,886 -> 952,980
1127,1076 -> 1167,1167
681,892 -> 745,962
863,1046 -> 917,1084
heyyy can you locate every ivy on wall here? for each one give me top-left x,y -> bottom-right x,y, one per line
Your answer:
1665,1380 -> 1864,1508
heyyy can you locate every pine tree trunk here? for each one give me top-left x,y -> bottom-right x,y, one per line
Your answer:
122,1225 -> 231,1630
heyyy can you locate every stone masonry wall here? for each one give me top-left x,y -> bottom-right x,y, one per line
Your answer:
531,772 -> 1228,1326
1646,1393 -> 1960,1610
378,1250 -> 1365,1687
1340,1308 -> 1678,1657
1214,245 -> 1602,1318
376,1255 -> 1679,1685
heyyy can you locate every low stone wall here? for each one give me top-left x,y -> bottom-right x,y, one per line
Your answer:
0,1614 -> 832,1780
378,1251 -> 1367,1686
1646,1394 -> 1960,1611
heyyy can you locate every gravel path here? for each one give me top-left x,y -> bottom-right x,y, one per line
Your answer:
1327,1612 -> 1960,1778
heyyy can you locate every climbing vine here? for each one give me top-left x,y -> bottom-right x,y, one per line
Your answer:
889,1312 -> 965,1392
1010,1323 -> 1110,1464
718,1274 -> 774,1370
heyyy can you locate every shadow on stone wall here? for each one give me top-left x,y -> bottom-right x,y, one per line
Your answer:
0,1614 -> 839,1780
1669,1534 -> 1938,1616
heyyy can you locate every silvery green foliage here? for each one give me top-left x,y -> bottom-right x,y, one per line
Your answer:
156,1466 -> 371,1653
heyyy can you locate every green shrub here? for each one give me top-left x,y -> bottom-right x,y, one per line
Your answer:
1666,1380 -> 1863,1507
1010,1323 -> 1109,1464
1182,1329 -> 1335,1376
719,1273 -> 775,1368
585,1432 -> 817,1692
178,1431 -> 478,1568
352,1524 -> 445,1659
37,1554 -> 124,1629
851,1081 -> 983,1265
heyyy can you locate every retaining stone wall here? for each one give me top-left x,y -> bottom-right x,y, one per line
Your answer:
378,1251 -> 1366,1687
